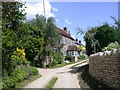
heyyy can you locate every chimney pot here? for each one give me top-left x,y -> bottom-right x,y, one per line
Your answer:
63,27 -> 67,32
79,40 -> 81,43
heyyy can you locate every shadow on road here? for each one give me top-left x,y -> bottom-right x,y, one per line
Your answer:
68,65 -> 87,74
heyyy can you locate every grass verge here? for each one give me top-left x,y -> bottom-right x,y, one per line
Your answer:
49,62 -> 74,69
49,59 -> 88,69
15,74 -> 41,88
71,60 -> 88,68
45,77 -> 58,89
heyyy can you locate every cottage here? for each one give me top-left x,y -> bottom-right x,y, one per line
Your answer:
57,27 -> 85,62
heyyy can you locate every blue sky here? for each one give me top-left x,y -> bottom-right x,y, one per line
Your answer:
25,1 -> 118,45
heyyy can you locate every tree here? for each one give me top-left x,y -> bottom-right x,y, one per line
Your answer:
84,23 -> 119,56
2,1 -> 26,30
17,23 -> 44,65
95,23 -> 119,47
84,27 -> 100,56
28,15 -> 61,62
2,1 -> 26,74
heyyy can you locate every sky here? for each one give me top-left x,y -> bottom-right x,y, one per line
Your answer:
22,0 -> 118,45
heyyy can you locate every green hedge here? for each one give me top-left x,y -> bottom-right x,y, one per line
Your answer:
2,66 -> 39,88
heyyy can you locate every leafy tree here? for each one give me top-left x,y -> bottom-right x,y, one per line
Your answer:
95,24 -> 119,47
2,27 -> 18,74
17,23 -> 44,65
84,27 -> 100,56
28,15 -> 61,63
2,1 -> 26,30
2,1 -> 26,74
84,23 -> 120,56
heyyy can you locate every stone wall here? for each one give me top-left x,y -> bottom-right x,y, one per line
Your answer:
89,49 -> 120,89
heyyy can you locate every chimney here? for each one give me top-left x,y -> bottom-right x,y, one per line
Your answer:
79,40 -> 81,44
68,31 -> 70,35
63,27 -> 67,32
76,38 -> 78,42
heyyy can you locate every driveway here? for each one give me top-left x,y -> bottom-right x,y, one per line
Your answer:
23,59 -> 88,88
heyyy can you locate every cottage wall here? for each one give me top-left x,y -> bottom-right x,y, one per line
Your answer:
60,35 -> 75,56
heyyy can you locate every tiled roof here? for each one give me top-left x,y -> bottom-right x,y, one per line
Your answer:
67,45 -> 80,51
57,27 -> 75,40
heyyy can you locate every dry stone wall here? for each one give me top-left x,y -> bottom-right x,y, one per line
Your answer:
89,49 -> 120,89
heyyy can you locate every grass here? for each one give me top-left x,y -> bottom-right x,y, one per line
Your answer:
48,59 -> 88,69
71,60 -> 88,68
15,74 -> 41,88
45,77 -> 58,89
49,62 -> 74,69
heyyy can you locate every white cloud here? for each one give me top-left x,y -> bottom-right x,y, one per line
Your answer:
52,7 -> 58,12
25,0 -> 58,18
64,19 -> 71,25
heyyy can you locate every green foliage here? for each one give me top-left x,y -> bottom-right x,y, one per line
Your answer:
65,55 -> 72,61
2,27 -> 18,74
84,23 -> 120,56
46,52 -> 63,67
21,66 -> 38,76
2,77 -> 16,88
2,69 -> 28,88
102,41 -> 120,51
78,55 -> 85,59
10,69 -> 28,83
28,15 -> 61,63
2,2 -> 26,30
53,52 -> 63,64
2,66 -> 39,88
96,24 -> 120,47
84,27 -> 100,56
17,23 -> 44,65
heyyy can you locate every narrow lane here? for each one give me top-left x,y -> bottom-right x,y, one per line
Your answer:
23,59 -> 88,88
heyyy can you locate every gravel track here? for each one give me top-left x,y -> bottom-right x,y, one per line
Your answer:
23,59 -> 88,88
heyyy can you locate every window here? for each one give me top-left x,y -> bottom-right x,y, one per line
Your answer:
72,51 -> 74,55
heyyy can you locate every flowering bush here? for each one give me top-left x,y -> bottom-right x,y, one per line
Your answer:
11,48 -> 28,65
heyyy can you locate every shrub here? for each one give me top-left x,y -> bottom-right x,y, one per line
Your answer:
46,52 -> 63,68
11,48 -> 28,65
53,52 -> 63,64
21,66 -> 38,76
2,77 -> 16,88
78,55 -> 85,59
65,55 -> 72,61
31,67 -> 38,75
2,66 -> 39,88
10,69 -> 28,83
102,41 -> 120,51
